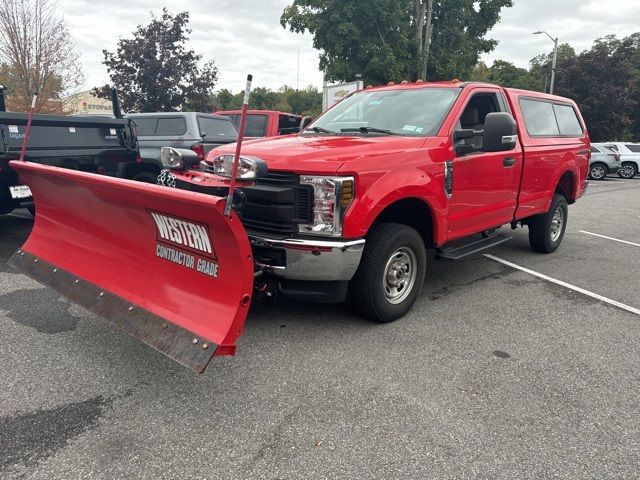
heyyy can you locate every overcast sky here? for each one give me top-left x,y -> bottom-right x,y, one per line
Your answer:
59,0 -> 640,93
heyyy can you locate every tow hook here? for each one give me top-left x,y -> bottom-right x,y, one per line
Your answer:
254,276 -> 280,305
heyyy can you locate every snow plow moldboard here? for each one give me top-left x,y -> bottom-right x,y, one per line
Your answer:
8,161 -> 254,373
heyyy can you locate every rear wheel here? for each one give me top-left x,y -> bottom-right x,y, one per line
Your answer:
349,223 -> 426,323
588,163 -> 608,180
618,162 -> 638,179
528,194 -> 568,253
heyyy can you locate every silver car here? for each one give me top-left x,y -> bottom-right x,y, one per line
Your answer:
601,142 -> 640,179
589,143 -> 621,180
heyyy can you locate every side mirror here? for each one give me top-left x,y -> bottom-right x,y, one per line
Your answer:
483,112 -> 517,152
299,116 -> 313,132
160,147 -> 200,170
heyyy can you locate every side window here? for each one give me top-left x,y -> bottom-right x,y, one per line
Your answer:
590,146 -> 600,153
131,117 -> 158,135
519,98 -> 560,136
278,114 -> 301,135
625,144 -> 640,153
605,144 -> 619,152
553,104 -> 583,136
454,92 -> 504,151
198,116 -> 238,138
156,117 -> 187,136
245,115 -> 268,137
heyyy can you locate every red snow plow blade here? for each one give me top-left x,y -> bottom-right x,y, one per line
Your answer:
8,161 -> 254,373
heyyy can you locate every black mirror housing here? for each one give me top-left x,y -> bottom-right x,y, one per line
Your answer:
483,112 -> 517,152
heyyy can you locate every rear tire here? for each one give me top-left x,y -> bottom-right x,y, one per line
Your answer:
132,172 -> 159,183
618,162 -> 638,179
528,194 -> 568,253
349,223 -> 426,323
588,163 -> 608,180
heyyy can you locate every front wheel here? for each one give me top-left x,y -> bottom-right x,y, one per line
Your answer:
527,194 -> 568,253
618,162 -> 638,179
349,223 -> 426,323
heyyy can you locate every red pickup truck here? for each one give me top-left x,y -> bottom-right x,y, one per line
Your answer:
215,109 -> 304,137
11,80 -> 589,372
171,81 -> 589,320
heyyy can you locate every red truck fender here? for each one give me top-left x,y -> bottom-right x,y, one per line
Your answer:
342,168 -> 448,246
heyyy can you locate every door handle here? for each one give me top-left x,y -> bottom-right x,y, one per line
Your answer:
503,157 -> 516,167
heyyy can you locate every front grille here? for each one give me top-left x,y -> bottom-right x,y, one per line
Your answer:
238,171 -> 313,238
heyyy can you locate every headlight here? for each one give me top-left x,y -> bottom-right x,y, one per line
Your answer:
160,147 -> 200,170
212,154 -> 267,180
298,176 -> 354,236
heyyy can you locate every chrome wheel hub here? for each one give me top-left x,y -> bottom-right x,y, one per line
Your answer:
550,207 -> 564,242
591,165 -> 606,179
383,247 -> 417,305
620,165 -> 635,178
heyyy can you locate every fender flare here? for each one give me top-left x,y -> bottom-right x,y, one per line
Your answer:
343,168 -> 447,242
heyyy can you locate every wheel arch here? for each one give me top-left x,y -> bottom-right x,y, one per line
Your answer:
369,197 -> 438,249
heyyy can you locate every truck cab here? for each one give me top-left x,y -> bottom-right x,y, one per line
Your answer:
216,110 -> 304,137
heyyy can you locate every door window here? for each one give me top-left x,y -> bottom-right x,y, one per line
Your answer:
454,92 -> 504,151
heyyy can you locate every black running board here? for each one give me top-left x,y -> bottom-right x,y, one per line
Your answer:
436,234 -> 511,261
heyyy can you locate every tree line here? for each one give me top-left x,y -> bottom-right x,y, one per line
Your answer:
1,1 -> 637,141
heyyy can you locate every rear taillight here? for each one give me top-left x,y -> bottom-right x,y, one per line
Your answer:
191,143 -> 205,161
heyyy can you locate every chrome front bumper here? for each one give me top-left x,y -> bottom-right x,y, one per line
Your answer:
250,236 -> 365,281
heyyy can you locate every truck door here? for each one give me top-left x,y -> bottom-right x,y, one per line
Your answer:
447,89 -> 523,239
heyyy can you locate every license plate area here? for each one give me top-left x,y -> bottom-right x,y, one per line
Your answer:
9,185 -> 32,199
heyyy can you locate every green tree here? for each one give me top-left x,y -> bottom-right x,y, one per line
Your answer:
554,36 -> 635,142
483,60 -> 537,90
92,9 -> 218,113
528,43 -> 575,93
281,0 -> 512,85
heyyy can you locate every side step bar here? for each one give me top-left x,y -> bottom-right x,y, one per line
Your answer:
436,234 -> 511,261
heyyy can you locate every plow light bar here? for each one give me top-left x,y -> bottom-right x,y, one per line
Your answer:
212,154 -> 267,180
161,147 -> 200,170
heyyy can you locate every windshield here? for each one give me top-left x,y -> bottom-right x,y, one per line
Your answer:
309,87 -> 460,136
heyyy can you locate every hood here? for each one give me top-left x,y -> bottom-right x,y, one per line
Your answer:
205,134 -> 427,175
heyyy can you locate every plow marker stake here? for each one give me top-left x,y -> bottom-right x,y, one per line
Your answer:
9,161 -> 254,373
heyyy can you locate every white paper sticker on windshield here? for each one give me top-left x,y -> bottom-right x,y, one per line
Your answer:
402,125 -> 418,132
8,125 -> 18,133
415,127 -> 424,133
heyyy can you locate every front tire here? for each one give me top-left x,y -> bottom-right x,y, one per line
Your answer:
588,163 -> 608,180
528,194 -> 568,253
349,223 -> 426,323
618,162 -> 638,179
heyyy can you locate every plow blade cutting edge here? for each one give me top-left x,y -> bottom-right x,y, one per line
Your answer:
8,161 -> 254,373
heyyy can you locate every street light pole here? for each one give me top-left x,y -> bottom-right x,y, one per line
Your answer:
534,31 -> 559,94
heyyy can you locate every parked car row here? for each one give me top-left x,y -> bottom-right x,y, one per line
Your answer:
129,110 -> 305,182
588,142 -> 640,180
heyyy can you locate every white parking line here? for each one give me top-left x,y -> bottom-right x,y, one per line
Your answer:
484,254 -> 640,317
578,230 -> 640,247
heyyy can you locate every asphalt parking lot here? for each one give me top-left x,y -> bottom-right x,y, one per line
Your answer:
0,177 -> 639,479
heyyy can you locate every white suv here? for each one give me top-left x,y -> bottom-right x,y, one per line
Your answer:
602,142 -> 640,179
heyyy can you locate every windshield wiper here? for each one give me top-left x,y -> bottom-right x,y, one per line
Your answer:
340,126 -> 398,135
305,126 -> 336,134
